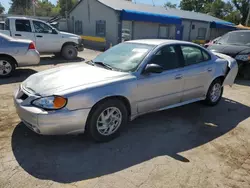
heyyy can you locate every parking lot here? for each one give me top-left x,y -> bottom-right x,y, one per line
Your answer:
0,49 -> 250,188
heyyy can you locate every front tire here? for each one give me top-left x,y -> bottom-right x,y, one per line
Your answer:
87,99 -> 128,142
0,57 -> 16,78
61,44 -> 78,60
204,79 -> 223,106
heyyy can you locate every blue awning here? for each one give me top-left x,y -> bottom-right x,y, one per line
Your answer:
210,21 -> 236,29
121,9 -> 182,25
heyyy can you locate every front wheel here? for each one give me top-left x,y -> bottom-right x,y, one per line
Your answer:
87,99 -> 128,142
204,79 -> 223,106
61,44 -> 78,60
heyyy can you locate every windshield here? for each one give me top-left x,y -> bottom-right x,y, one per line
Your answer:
217,32 -> 250,46
92,43 -> 155,72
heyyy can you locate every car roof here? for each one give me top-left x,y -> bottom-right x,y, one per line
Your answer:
7,17 -> 47,23
126,39 -> 196,46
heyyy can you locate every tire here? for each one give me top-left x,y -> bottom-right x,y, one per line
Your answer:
87,99 -> 128,142
0,57 -> 16,78
61,44 -> 78,60
204,78 -> 223,106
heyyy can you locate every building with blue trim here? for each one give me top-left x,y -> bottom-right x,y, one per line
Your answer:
69,0 -> 236,48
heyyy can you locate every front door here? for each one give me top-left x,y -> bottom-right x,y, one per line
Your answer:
32,20 -> 62,53
12,19 -> 36,42
180,45 -> 215,102
136,45 -> 184,114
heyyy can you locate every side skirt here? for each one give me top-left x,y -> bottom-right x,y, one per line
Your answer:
130,97 -> 205,121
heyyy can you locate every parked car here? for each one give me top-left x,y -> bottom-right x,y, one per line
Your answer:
0,33 -> 40,77
0,17 -> 84,60
208,30 -> 250,79
14,39 -> 238,142
204,36 -> 221,48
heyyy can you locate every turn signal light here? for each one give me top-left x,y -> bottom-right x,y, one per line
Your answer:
53,96 -> 67,109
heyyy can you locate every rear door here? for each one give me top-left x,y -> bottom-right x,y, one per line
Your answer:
12,19 -> 36,42
32,20 -> 62,53
180,45 -> 215,102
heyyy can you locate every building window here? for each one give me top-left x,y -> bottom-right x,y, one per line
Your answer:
197,28 -> 207,39
75,20 -> 82,35
96,20 -> 106,37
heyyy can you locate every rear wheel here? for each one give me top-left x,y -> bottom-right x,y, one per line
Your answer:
61,44 -> 78,60
204,79 -> 223,106
87,99 -> 128,142
0,57 -> 16,78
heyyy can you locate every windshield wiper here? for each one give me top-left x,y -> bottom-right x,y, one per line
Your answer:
94,61 -> 113,70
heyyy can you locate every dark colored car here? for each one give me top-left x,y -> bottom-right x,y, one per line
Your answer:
208,30 -> 250,78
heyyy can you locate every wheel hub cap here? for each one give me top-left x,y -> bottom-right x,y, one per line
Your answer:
210,83 -> 222,102
96,107 -> 122,136
0,61 -> 12,75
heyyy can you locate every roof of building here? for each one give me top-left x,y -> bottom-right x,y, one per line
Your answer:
126,39 -> 195,46
98,0 -> 231,24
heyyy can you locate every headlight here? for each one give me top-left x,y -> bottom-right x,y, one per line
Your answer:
32,96 -> 67,110
235,54 -> 250,61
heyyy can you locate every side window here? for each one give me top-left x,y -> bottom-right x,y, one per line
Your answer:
15,19 -> 31,32
33,21 -> 53,34
150,45 -> 180,71
181,45 -> 210,66
96,20 -> 106,37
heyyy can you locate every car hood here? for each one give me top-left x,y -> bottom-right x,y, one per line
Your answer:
208,44 -> 250,57
22,63 -> 130,96
59,31 -> 80,39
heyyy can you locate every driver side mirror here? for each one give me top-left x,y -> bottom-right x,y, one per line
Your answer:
143,64 -> 163,74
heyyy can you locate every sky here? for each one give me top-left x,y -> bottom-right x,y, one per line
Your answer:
1,0 -> 181,13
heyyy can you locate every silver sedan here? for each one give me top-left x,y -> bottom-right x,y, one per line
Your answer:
0,33 -> 40,77
14,39 -> 238,142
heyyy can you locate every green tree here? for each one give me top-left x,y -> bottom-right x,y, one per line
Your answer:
9,0 -> 32,15
179,0 -> 214,12
164,2 -> 177,9
36,0 -> 59,17
58,0 -> 78,16
0,3 -> 5,14
232,0 -> 250,25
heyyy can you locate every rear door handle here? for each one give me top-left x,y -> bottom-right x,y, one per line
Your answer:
36,35 -> 43,38
15,34 -> 21,36
207,67 -> 213,72
175,74 -> 183,80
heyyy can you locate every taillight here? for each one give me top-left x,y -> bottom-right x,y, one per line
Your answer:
28,42 -> 36,50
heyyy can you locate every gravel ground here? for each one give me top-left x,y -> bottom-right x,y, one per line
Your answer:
0,49 -> 250,188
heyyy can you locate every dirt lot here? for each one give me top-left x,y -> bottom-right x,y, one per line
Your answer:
0,49 -> 250,188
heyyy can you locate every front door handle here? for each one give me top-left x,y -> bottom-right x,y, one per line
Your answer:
15,34 -> 22,36
36,35 -> 43,38
207,67 -> 213,72
175,74 -> 183,80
